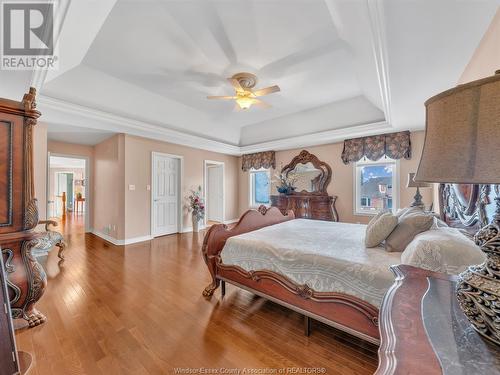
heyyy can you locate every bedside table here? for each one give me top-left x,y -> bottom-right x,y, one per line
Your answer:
376,264 -> 500,375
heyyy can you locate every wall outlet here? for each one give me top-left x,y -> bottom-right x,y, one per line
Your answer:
129,184 -> 136,191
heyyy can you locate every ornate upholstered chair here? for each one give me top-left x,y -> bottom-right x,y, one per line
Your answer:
33,220 -> 66,264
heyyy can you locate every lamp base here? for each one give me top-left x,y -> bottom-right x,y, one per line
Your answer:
410,187 -> 425,208
456,197 -> 500,345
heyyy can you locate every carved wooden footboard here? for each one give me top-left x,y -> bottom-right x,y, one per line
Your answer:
201,206 -> 380,344
202,206 -> 295,296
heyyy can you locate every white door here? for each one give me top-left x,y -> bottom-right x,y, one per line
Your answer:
152,154 -> 179,237
207,165 -> 223,222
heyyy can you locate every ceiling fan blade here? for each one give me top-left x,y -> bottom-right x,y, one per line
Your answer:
207,95 -> 236,100
252,85 -> 280,97
253,99 -> 272,109
228,78 -> 245,93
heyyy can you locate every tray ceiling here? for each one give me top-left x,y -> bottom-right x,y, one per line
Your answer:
9,0 -> 498,153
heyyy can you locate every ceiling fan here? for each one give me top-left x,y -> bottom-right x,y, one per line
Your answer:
207,72 -> 280,110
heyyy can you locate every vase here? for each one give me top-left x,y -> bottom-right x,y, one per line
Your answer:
277,186 -> 287,195
192,216 -> 200,233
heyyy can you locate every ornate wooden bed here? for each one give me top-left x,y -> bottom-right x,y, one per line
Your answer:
202,183 -> 498,345
202,206 -> 380,344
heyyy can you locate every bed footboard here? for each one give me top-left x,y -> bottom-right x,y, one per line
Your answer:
202,206 -> 295,297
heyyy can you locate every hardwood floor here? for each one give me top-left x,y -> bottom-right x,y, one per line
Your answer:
15,216 -> 378,374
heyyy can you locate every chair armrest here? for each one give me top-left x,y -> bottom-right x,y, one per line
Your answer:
38,219 -> 58,231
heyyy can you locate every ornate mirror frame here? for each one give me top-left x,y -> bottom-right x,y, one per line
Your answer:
282,150 -> 332,195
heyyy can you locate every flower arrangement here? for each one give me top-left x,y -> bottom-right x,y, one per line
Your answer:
273,170 -> 297,195
187,186 -> 205,221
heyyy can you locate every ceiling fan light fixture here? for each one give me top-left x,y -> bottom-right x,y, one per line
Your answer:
207,72 -> 279,111
236,96 -> 254,110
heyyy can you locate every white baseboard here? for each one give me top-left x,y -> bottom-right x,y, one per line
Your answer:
181,219 -> 239,234
180,224 -> 206,233
181,219 -> 239,233
90,229 -> 152,245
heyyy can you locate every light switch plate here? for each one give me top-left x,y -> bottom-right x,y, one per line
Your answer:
147,185 -> 151,191
129,184 -> 135,191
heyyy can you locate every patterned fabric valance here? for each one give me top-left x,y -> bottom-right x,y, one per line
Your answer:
242,151 -> 276,172
341,131 -> 411,164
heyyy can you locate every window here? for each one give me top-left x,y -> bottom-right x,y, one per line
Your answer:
249,168 -> 270,207
360,197 -> 371,207
354,158 -> 399,215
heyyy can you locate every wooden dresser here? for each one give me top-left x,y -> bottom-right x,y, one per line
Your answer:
270,194 -> 338,221
270,150 -> 339,222
376,265 -> 500,375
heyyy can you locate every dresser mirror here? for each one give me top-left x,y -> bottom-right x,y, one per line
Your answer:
290,162 -> 323,192
282,150 -> 332,195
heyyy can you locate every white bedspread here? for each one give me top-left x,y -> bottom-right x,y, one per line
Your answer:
220,219 -> 401,307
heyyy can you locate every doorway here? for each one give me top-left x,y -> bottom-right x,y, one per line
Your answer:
48,154 -> 89,231
55,172 -> 74,213
204,160 -> 224,226
151,152 -> 182,237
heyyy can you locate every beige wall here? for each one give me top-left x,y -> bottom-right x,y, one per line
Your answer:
239,131 -> 433,224
460,8 -> 500,83
123,134 -> 239,239
93,134 -> 125,239
36,133 -> 239,242
38,130 -> 432,240
33,123 -> 47,219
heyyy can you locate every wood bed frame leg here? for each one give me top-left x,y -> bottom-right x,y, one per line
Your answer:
221,280 -> 226,297
203,279 -> 220,298
304,315 -> 311,336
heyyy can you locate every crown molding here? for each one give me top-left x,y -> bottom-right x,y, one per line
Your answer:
239,121 -> 393,154
30,0 -> 72,91
38,95 -> 242,155
367,0 -> 393,125
39,95 -> 396,156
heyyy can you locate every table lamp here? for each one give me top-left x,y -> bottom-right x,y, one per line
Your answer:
415,70 -> 500,345
407,172 -> 430,208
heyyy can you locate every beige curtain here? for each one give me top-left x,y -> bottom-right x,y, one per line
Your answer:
341,131 -> 411,164
242,151 -> 276,171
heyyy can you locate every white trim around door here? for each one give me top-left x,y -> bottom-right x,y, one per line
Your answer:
203,160 -> 225,226
151,152 -> 183,237
47,152 -> 91,232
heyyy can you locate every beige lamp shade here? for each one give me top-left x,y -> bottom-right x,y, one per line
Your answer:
415,71 -> 500,184
407,172 -> 430,188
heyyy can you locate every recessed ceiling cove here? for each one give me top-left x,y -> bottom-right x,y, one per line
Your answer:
36,0 -> 498,151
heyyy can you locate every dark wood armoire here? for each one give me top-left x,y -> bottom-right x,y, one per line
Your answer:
0,253 -> 20,375
0,88 -> 47,328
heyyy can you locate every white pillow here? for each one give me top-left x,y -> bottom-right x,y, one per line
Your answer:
401,227 -> 486,275
365,212 -> 398,248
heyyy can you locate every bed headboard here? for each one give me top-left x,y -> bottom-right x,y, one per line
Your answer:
439,183 -> 499,234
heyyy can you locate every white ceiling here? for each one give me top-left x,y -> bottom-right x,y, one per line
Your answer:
46,122 -> 115,145
4,0 -> 499,154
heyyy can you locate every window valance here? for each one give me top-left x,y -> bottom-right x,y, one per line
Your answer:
341,131 -> 411,164
242,151 -> 276,172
